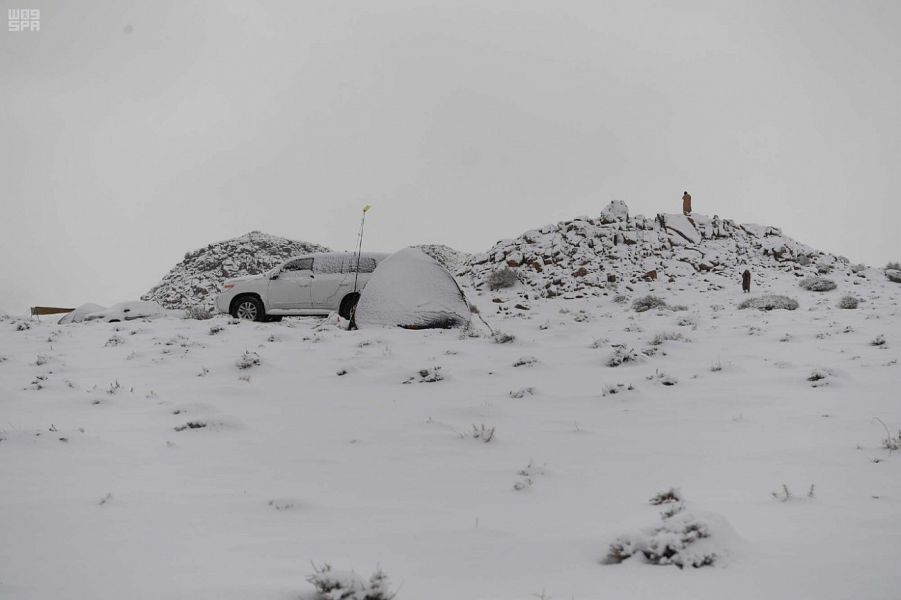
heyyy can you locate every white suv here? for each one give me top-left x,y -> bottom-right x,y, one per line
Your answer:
215,252 -> 388,321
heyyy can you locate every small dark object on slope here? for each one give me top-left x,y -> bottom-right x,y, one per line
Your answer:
632,295 -> 667,313
799,277 -> 837,292
174,421 -> 207,432
738,295 -> 799,311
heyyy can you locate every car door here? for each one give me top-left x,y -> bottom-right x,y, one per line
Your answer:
310,255 -> 348,310
268,258 -> 313,310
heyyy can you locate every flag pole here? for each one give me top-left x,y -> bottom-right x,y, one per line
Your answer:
353,204 -> 372,294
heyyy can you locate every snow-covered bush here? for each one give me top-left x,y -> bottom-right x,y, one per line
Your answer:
772,483 -> 816,502
875,418 -> 901,452
605,505 -> 720,569
871,334 -> 886,347
487,267 -> 518,290
650,332 -> 687,346
650,488 -> 682,505
799,277 -> 837,292
807,369 -> 830,387
236,350 -> 261,369
492,331 -> 515,344
602,383 -> 634,396
184,305 -> 213,320
885,269 -> 901,284
471,424 -> 495,442
606,346 -> 642,367
509,387 -> 535,398
647,370 -> 678,386
886,261 -> 901,271
838,295 -> 859,309
174,421 -> 207,432
738,295 -> 799,311
632,295 -> 667,313
403,366 -> 443,383
305,563 -> 394,600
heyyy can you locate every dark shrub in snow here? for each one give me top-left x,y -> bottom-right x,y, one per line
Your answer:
184,305 -> 213,320
606,346 -> 642,367
838,295 -> 859,309
236,350 -> 261,369
738,295 -> 799,311
650,332 -> 687,346
799,277 -> 837,292
632,295 -> 667,313
650,488 -> 682,505
306,563 -> 394,600
403,366 -> 443,383
487,267 -> 518,290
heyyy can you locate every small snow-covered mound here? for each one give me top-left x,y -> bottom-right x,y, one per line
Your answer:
799,276 -> 837,292
606,507 -> 740,569
738,295 -> 799,311
58,303 -> 109,324
143,231 -> 329,309
355,248 -> 471,329
62,301 -> 163,323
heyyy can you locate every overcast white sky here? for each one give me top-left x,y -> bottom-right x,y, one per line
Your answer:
2,0 -> 899,312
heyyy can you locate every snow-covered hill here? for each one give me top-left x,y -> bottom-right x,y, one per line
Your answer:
142,231 -> 329,309
466,201 -> 859,297
414,244 -> 472,275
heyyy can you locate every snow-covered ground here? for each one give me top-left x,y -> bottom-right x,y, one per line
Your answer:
2,269 -> 900,600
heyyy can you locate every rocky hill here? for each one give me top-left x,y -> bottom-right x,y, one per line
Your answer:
142,231 -> 329,309
465,200 -> 857,297
414,244 -> 472,275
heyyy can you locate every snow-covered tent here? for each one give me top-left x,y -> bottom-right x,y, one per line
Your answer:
59,301 -> 163,324
355,248 -> 471,329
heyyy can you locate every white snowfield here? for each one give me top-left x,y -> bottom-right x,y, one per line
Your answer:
1,266 -> 900,600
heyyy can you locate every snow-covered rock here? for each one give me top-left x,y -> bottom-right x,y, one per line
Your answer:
143,231 -> 329,309
599,200 -> 629,224
414,244 -> 471,275
465,202 -> 843,297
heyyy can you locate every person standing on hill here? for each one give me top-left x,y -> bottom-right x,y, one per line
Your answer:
742,269 -> 752,293
682,191 -> 692,215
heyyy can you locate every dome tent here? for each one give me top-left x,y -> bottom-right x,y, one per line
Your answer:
354,248 -> 471,329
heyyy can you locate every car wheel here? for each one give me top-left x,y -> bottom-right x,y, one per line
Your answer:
339,293 -> 360,320
232,296 -> 265,322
